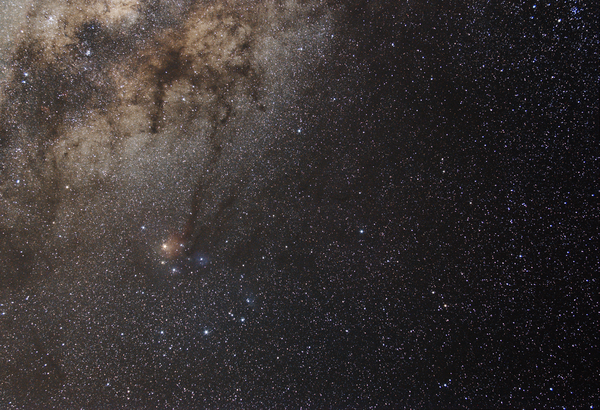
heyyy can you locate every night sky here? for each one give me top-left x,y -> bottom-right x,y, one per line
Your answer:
0,0 -> 598,408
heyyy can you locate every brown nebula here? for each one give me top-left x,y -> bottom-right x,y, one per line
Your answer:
159,232 -> 186,260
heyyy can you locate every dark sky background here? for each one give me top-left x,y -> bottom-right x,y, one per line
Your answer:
0,0 -> 598,408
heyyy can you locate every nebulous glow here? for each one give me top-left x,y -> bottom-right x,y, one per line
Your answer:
160,233 -> 185,260
0,0 -> 333,278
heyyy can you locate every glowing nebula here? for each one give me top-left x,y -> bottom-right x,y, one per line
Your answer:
159,232 -> 186,259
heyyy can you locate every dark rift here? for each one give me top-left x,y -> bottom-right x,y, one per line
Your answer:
0,0 -> 337,286
0,0 -> 263,155
0,0 -> 272,285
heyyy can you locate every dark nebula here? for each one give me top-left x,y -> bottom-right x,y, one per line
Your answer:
0,0 -> 597,408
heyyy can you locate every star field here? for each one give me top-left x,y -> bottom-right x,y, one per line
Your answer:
0,0 -> 598,408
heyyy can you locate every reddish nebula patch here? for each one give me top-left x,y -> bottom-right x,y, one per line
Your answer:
159,232 -> 186,259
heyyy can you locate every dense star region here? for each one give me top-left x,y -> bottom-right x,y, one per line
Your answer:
0,0 -> 598,408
